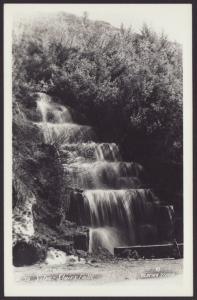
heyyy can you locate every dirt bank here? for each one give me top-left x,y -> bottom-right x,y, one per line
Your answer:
14,258 -> 183,285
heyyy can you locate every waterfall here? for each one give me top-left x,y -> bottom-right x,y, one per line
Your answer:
60,142 -> 122,164
36,122 -> 95,144
63,162 -> 142,189
35,93 -> 160,254
35,93 -> 95,144
36,92 -> 72,123
89,227 -> 127,254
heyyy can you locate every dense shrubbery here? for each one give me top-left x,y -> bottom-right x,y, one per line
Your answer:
13,12 -> 182,166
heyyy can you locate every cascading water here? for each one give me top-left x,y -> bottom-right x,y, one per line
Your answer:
35,92 -> 95,144
89,227 -> 127,254
36,92 -> 73,123
35,93 -> 160,255
63,162 -> 142,189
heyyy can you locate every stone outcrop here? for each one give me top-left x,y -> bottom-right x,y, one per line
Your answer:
13,143 -> 89,266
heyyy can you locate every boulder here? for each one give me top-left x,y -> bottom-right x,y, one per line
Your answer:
13,239 -> 47,267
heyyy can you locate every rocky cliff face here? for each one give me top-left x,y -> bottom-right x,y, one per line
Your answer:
12,96 -> 89,266
13,142 -> 89,266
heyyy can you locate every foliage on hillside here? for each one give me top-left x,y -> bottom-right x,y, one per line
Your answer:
13,12 -> 183,164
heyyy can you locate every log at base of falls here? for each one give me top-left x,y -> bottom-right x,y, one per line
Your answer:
114,243 -> 183,259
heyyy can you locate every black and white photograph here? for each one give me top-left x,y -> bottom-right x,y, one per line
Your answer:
3,3 -> 193,297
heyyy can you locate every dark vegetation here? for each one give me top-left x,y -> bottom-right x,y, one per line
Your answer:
12,11 -> 183,261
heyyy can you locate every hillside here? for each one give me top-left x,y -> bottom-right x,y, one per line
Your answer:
12,11 -> 183,266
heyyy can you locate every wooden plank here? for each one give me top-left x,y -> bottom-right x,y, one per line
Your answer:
114,243 -> 183,259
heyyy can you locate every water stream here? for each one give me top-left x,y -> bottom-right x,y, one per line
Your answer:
35,92 -> 159,254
